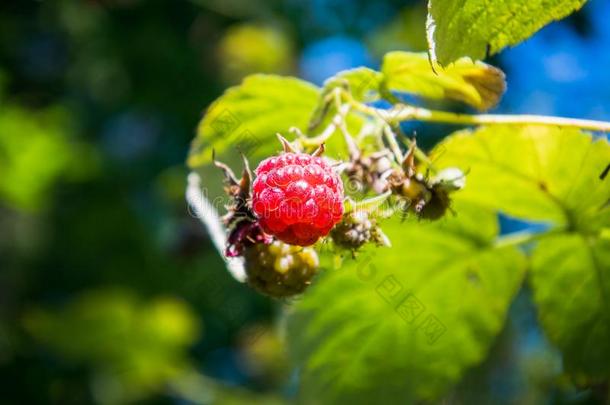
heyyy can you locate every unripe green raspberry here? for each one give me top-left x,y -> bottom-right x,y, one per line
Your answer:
244,240 -> 319,298
331,211 -> 374,250
331,211 -> 390,251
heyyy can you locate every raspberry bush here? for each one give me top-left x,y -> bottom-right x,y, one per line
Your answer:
186,5 -> 610,401
5,0 -> 610,404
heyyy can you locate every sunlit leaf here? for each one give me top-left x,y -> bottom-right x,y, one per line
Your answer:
431,125 -> 610,227
530,234 -> 610,378
286,202 -> 526,403
432,125 -> 610,379
382,51 -> 505,110
320,67 -> 383,103
187,74 -> 319,167
427,0 -> 588,65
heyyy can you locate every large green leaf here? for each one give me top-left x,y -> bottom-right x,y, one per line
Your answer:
530,234 -> 610,378
381,51 -> 505,110
431,125 -> 610,227
432,125 -> 610,379
427,0 -> 588,65
286,202 -> 526,404
187,74 -> 319,167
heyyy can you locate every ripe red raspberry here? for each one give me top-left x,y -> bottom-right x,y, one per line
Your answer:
251,152 -> 344,246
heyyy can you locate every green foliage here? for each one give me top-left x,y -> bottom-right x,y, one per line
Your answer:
0,104 -> 95,211
431,125 -> 610,381
307,67 -> 385,157
24,289 -> 201,403
0,0 -> 600,401
319,67 -> 383,103
278,122 -> 610,402
286,202 -> 526,404
381,51 -> 506,110
187,53 -> 610,401
431,126 -> 610,227
218,24 -> 294,83
426,0 -> 588,64
189,52 -> 507,169
530,234 -> 610,378
188,74 -> 319,167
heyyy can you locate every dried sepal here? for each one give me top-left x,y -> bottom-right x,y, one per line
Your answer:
388,139 -> 465,220
276,133 -> 300,153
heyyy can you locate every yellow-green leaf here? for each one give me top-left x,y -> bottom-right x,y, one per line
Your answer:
187,74 -> 319,168
432,125 -> 610,380
530,234 -> 610,378
320,67 -> 383,103
432,125 -> 610,228
381,51 -> 505,110
286,202 -> 525,404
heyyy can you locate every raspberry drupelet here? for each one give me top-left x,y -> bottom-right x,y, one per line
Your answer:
251,152 -> 344,246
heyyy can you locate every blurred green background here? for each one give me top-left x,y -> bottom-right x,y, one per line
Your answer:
1,0 -> 609,404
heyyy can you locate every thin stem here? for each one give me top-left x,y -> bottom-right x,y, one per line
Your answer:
342,91 -> 435,166
380,104 -> 610,132
344,190 -> 392,213
383,125 -> 404,162
299,103 -> 351,147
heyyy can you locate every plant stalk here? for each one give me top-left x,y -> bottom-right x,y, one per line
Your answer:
377,104 -> 610,132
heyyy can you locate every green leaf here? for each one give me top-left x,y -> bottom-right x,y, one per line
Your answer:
431,126 -> 610,227
427,0 -> 588,65
286,202 -> 525,404
432,125 -> 610,379
381,51 -> 505,110
321,67 -> 383,103
530,234 -> 610,378
187,74 -> 319,168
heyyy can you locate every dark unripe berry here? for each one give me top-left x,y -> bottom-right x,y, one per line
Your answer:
244,240 -> 319,298
252,152 -> 344,246
418,187 -> 451,220
331,211 -> 390,250
331,211 -> 374,250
